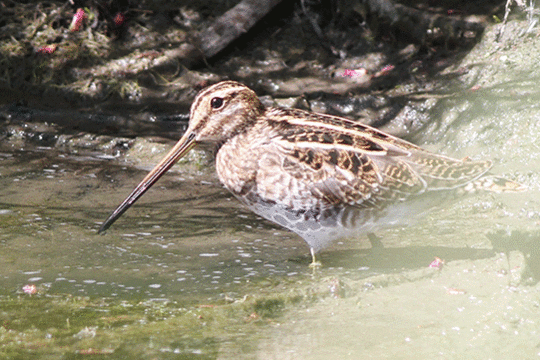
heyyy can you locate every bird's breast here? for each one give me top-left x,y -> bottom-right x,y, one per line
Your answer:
215,135 -> 260,196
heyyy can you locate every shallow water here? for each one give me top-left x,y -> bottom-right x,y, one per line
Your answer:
0,147 -> 315,301
2,23 -> 540,359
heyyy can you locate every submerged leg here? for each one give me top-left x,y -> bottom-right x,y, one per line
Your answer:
309,247 -> 322,269
367,232 -> 384,248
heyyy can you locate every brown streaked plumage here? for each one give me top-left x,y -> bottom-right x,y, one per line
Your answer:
99,81 -> 522,261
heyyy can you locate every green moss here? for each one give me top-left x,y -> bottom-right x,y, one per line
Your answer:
0,277 -> 320,359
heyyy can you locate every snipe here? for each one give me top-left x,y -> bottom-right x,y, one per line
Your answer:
99,81 -> 522,263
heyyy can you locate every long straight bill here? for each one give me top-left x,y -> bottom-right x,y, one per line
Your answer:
98,132 -> 197,233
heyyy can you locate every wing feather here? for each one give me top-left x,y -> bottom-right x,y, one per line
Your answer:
252,109 -> 491,211
255,127 -> 491,211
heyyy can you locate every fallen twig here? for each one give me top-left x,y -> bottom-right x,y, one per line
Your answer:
150,0 -> 285,72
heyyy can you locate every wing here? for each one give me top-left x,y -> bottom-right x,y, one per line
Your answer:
255,111 -> 491,211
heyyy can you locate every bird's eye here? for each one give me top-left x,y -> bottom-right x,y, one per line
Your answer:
210,97 -> 224,109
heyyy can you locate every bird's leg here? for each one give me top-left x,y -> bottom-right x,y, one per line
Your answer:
367,232 -> 384,248
309,247 -> 322,269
